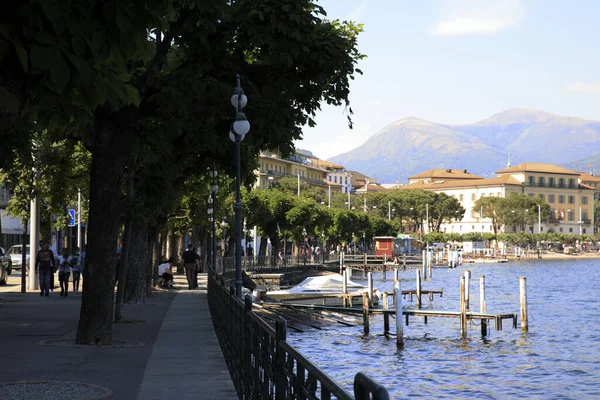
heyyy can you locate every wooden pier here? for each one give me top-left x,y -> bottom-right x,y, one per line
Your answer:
260,270 -> 527,345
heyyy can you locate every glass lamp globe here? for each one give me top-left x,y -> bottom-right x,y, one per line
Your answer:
231,92 -> 247,109
232,112 -> 250,135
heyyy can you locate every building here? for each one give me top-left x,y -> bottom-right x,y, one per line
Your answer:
408,168 -> 483,184
255,149 -> 336,191
402,162 -> 597,235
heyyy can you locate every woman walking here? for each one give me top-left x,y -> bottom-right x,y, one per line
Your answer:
58,248 -> 72,297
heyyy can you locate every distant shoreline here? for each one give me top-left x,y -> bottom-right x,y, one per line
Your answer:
466,252 -> 600,262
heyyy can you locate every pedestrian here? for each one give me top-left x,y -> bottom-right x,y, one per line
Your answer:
182,244 -> 199,290
58,248 -> 71,297
36,240 -> 55,297
69,247 -> 81,294
157,258 -> 174,288
77,245 -> 87,292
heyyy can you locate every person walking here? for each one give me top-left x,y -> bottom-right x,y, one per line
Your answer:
69,247 -> 81,294
36,240 -> 55,297
58,248 -> 72,297
182,244 -> 199,290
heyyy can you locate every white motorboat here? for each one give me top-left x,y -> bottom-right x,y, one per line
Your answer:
265,273 -> 380,306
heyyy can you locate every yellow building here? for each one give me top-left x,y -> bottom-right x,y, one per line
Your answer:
254,150 -> 339,191
402,162 -> 597,235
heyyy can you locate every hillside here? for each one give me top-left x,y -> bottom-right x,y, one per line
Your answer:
328,109 -> 600,182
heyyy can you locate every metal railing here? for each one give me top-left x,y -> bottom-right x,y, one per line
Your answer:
207,271 -> 389,400
215,254 -> 334,279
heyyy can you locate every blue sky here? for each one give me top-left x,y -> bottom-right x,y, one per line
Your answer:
297,0 -> 600,159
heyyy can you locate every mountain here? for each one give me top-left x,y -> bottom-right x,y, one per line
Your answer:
328,109 -> 600,183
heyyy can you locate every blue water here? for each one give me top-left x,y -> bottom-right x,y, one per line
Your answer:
287,259 -> 600,399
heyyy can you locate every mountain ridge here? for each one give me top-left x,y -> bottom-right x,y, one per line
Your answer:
328,109 -> 600,182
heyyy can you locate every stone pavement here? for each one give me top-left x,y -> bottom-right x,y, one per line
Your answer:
0,271 -> 237,399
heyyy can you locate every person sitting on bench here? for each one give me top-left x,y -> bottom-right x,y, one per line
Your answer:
158,258 -> 174,288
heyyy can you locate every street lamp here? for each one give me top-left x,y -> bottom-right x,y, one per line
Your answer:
209,167 -> 218,273
230,74 -> 250,298
301,227 -> 307,266
321,231 -> 326,263
537,203 -> 541,234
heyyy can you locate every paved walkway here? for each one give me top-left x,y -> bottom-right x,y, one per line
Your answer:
137,275 -> 237,399
0,271 -> 237,399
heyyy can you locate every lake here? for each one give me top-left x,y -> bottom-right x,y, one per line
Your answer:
287,259 -> 600,399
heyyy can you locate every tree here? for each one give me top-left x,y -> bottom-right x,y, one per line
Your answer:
474,196 -> 506,235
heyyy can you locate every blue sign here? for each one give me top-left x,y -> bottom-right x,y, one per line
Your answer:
68,209 -> 76,227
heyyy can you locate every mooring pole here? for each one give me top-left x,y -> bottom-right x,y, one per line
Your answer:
520,276 -> 528,332
480,275 -> 487,336
464,269 -> 471,311
416,269 -> 422,309
362,292 -> 369,335
367,272 -> 373,307
394,280 -> 403,347
342,268 -> 348,307
460,276 -> 467,339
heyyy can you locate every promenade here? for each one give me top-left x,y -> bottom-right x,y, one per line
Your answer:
0,272 -> 237,399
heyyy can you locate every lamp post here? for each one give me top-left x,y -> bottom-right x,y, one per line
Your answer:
230,74 -> 250,298
321,231 -> 326,263
537,204 -> 541,234
209,168 -> 218,273
301,227 -> 307,266
388,201 -> 391,220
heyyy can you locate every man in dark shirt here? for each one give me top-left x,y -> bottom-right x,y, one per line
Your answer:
36,240 -> 55,297
182,244 -> 199,290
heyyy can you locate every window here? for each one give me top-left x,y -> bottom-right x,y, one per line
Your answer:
472,225 -> 475,229
583,211 -> 588,221
459,194 -> 464,201
528,176 -> 535,185
481,193 -> 486,198
568,210 -> 574,221
538,194 -> 545,201
538,177 -> 545,187
569,228 -> 573,233
549,177 -> 555,187
528,193 -> 535,197
558,195 -> 565,203
568,196 -> 575,204
549,208 -> 555,221
582,196 -> 588,205
497,192 -> 502,197
540,227 -> 543,232
548,194 -> 555,203
560,227 -> 563,232
334,176 -> 337,183
583,228 -> 587,234
558,178 -> 565,188
568,178 -> 575,188
328,176 -> 332,181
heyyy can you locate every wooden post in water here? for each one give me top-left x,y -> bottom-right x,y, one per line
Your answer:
394,267 -> 399,282
422,250 -> 427,280
416,269 -> 422,309
464,270 -> 471,311
383,292 -> 389,309
394,280 -> 403,347
460,276 -> 467,339
480,275 -> 487,336
343,268 -> 348,308
520,276 -> 528,332
382,253 -> 387,280
403,254 -> 406,269
367,272 -> 373,307
362,292 -> 369,335
428,251 -> 433,280
362,253 -> 367,279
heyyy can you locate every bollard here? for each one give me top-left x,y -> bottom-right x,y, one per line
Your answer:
480,275 -> 487,336
343,268 -> 348,307
367,272 -> 373,307
416,269 -> 422,309
464,270 -> 471,311
520,276 -> 528,332
394,280 -> 403,347
460,276 -> 467,339
362,292 -> 369,335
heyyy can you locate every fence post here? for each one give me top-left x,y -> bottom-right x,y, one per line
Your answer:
362,292 -> 369,335
520,276 -> 528,332
275,318 -> 288,400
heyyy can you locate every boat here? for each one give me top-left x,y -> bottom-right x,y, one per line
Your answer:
265,273 -> 380,306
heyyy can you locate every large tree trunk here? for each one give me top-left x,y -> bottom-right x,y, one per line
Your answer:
124,218 -> 150,304
76,111 -> 132,345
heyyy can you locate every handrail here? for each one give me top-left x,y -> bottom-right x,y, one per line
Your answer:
207,270 -> 389,400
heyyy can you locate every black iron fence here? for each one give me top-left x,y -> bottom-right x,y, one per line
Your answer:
207,271 -> 389,400
215,253 -> 335,279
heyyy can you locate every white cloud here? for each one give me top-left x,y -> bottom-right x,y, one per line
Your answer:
431,0 -> 524,36
564,81 -> 600,93
346,0 -> 369,22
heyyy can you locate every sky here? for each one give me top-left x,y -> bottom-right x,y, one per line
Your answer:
296,0 -> 600,160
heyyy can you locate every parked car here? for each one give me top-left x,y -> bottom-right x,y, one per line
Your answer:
8,244 -> 30,272
0,247 -> 12,285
